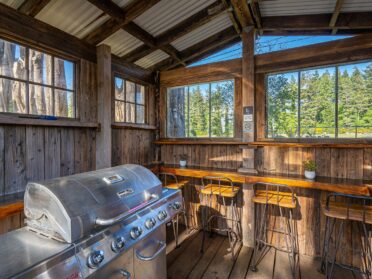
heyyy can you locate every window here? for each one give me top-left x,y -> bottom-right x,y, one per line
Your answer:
266,61 -> 372,139
114,76 -> 146,124
167,80 -> 234,138
0,38 -> 75,118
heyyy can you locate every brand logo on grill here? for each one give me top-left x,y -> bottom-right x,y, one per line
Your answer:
117,188 -> 134,198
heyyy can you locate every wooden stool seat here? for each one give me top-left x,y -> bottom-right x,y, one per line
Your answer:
164,179 -> 189,190
200,184 -> 239,198
252,190 -> 297,209
321,201 -> 372,224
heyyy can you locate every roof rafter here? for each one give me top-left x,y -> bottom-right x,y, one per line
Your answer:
221,0 -> 242,35
84,0 -> 161,45
151,26 -> 240,71
121,1 -> 228,63
18,0 -> 51,17
329,0 -> 345,34
248,0 -> 263,35
230,0 -> 254,29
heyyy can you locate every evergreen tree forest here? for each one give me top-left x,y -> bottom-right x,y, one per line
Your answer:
167,80 -> 234,138
267,62 -> 372,138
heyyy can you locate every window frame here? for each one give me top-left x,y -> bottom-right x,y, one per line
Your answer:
265,59 -> 372,140
0,36 -> 77,119
166,79 -> 236,139
113,75 -> 148,125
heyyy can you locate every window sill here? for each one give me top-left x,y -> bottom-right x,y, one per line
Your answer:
251,140 -> 372,148
154,139 -> 245,145
112,123 -> 157,130
0,115 -> 98,128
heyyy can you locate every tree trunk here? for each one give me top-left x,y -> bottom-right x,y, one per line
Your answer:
54,59 -> 67,116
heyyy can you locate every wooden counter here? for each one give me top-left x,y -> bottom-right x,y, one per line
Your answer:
0,192 -> 24,219
159,165 -> 371,196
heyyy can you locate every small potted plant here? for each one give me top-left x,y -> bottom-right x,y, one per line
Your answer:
179,154 -> 187,167
304,160 -> 316,179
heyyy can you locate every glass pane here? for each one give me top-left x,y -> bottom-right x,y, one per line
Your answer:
0,39 -> 27,80
267,72 -> 299,138
338,62 -> 372,138
115,77 -> 125,100
189,84 -> 210,137
0,78 -> 26,113
29,49 -> 52,85
126,81 -> 135,103
126,103 -> 135,123
115,101 -> 125,122
300,67 -> 336,138
136,105 -> 145,124
29,85 -> 52,115
167,86 -> 188,138
211,80 -> 234,137
55,90 -> 74,118
136,84 -> 145,104
54,57 -> 74,90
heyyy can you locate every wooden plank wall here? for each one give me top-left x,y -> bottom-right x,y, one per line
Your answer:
0,59 -> 97,234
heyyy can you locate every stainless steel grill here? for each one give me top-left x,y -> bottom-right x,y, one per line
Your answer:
0,164 -> 182,279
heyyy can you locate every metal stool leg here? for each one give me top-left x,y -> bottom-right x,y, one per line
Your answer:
327,220 -> 344,279
251,203 -> 269,271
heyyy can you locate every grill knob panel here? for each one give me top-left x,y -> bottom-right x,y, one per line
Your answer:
145,217 -> 156,229
157,210 -> 168,221
87,250 -> 104,269
111,236 -> 125,253
130,226 -> 143,240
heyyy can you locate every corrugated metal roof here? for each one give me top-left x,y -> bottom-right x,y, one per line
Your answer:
171,13 -> 232,51
99,29 -> 143,56
0,0 -> 24,9
259,0 -> 337,16
112,0 -> 134,8
35,0 -> 109,39
135,50 -> 169,69
133,0 -> 216,37
342,0 -> 372,12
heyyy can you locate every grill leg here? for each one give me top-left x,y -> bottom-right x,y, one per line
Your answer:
172,214 -> 180,248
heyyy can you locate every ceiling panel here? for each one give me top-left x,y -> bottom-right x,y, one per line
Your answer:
171,13 -> 232,51
135,50 -> 169,69
259,0 -> 337,16
36,0 -> 109,39
0,0 -> 24,9
133,0 -> 216,37
342,0 -> 372,12
99,29 -> 143,56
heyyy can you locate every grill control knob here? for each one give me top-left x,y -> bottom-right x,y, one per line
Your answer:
130,226 -> 143,240
87,250 -> 104,269
172,201 -> 182,210
157,210 -> 168,221
111,236 -> 125,253
145,217 -> 156,229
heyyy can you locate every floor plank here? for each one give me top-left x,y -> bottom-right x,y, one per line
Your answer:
229,246 -> 253,279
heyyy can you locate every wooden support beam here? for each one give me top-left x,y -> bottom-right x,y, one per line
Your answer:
221,0 -> 242,35
230,0 -> 254,28
248,0 -> 263,35
18,0 -> 51,17
330,0 -> 344,34
96,44 -> 112,169
121,1 -> 227,63
85,0 -> 161,45
86,0 -> 125,21
261,12 -> 372,33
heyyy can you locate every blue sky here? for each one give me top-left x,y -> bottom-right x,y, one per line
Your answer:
189,36 -> 352,67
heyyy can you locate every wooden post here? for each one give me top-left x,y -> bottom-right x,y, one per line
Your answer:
239,28 -> 256,248
96,44 -> 112,169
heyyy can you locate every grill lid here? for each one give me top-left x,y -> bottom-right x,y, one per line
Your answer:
24,164 -> 162,243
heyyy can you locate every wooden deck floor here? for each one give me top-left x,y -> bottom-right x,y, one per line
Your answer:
166,226 -> 362,279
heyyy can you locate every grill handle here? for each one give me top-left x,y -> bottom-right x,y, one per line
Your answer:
119,269 -> 131,279
135,241 -> 166,261
95,194 -> 159,226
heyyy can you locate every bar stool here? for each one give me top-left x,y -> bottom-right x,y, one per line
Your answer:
159,172 -> 189,248
199,176 -> 241,260
320,193 -> 372,279
250,183 -> 300,279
